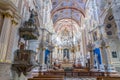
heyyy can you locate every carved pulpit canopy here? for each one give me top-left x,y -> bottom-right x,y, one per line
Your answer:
19,22 -> 39,40
19,9 -> 39,40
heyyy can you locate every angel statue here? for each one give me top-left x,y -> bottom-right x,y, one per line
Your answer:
29,8 -> 37,24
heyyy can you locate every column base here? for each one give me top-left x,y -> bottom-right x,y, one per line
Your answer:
0,62 -> 11,80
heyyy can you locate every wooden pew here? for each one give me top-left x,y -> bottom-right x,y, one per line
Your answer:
34,75 -> 64,78
97,77 -> 120,80
28,78 -> 63,80
28,74 -> 64,80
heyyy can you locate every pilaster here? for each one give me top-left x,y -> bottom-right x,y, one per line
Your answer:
0,10 -> 4,34
100,47 -> 105,65
40,48 -> 46,64
0,10 -> 13,62
6,18 -> 18,63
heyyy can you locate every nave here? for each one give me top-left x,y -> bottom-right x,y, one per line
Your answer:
1,0 -> 120,80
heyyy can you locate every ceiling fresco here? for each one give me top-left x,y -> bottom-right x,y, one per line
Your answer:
51,0 -> 87,46
51,0 -> 87,25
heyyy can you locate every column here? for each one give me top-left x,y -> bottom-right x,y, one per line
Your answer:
56,47 -> 58,59
39,47 -> 46,71
40,29 -> 46,65
6,19 -> 18,63
0,10 -> 13,62
0,10 -> 20,80
59,48 -> 61,60
39,29 -> 44,64
100,47 -> 105,65
61,49 -> 62,60
0,11 -> 4,35
40,47 -> 46,65
50,51 -> 52,65
81,30 -> 85,66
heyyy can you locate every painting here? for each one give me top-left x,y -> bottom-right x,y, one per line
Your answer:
63,49 -> 69,60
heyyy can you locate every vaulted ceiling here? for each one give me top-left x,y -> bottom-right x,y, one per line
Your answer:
51,0 -> 87,24
51,0 -> 87,46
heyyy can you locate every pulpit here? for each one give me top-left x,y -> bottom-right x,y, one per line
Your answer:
11,9 -> 39,76
11,50 -> 38,76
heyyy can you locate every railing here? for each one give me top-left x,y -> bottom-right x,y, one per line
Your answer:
39,71 -> 105,77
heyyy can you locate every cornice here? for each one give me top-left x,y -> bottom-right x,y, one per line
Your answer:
0,0 -> 21,20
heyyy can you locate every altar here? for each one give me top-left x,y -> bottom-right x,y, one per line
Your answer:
61,63 -> 73,68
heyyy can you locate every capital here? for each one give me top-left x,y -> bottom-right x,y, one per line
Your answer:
4,10 -> 13,18
12,18 -> 18,25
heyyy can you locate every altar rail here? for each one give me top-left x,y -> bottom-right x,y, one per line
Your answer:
31,71 -> 120,80
40,71 -> 105,77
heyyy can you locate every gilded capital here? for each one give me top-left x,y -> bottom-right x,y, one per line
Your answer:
3,10 -> 13,18
106,46 -> 110,48
42,47 -> 46,50
0,9 -> 4,14
12,19 -> 18,25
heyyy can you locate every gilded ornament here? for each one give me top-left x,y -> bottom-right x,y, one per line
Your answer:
4,12 -> 13,18
12,19 -> 18,25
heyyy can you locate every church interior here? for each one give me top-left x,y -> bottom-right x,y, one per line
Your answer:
0,0 -> 120,80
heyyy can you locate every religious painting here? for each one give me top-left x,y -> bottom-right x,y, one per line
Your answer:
63,49 -> 69,60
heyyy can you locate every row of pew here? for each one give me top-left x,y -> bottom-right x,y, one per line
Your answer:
97,77 -> 120,80
28,74 -> 64,80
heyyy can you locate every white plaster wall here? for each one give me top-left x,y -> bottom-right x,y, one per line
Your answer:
109,39 -> 120,67
28,40 -> 39,51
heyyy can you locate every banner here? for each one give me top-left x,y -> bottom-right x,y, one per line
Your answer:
93,48 -> 102,64
45,49 -> 50,64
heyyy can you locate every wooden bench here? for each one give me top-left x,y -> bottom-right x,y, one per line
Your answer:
34,75 -> 64,78
28,78 -> 64,80
28,75 -> 64,80
97,77 -> 120,80
39,71 -> 105,77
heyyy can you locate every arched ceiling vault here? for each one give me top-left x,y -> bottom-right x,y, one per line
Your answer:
51,0 -> 87,46
54,19 -> 79,33
54,18 -> 81,28
51,0 -> 87,26
51,7 -> 85,18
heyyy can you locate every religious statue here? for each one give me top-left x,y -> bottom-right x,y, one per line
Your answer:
63,50 -> 69,63
29,9 -> 37,24
64,55 -> 69,63
19,42 -> 25,50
